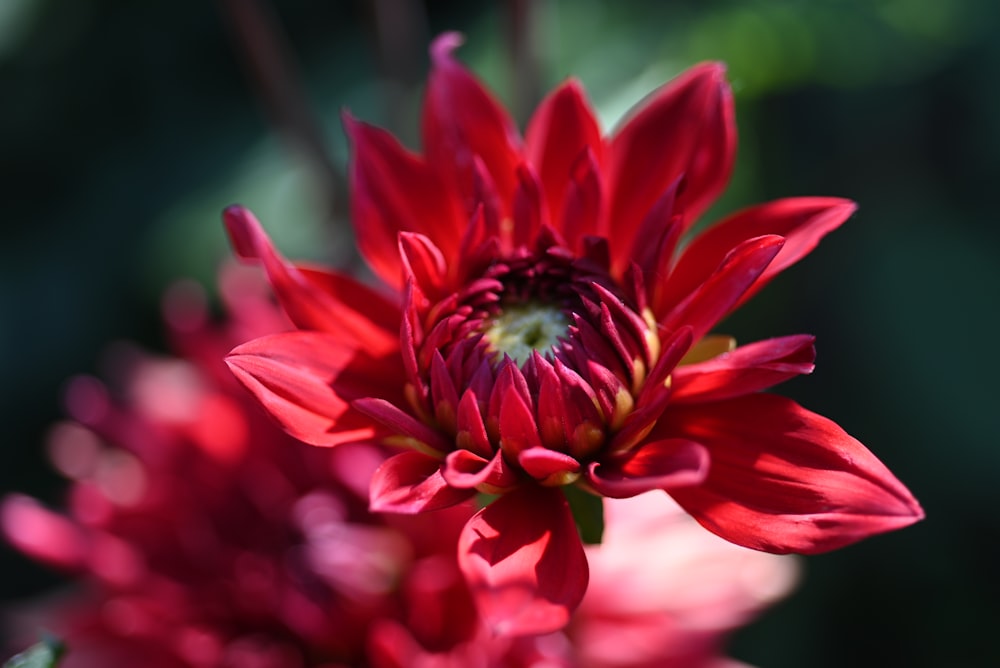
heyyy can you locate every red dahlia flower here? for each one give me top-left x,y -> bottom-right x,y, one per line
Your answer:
224,33 -> 923,635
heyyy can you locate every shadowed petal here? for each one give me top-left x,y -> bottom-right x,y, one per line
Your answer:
422,33 -> 522,218
344,113 -> 464,288
226,332 -> 400,446
663,394 -> 924,554
370,451 -> 475,513
606,62 -> 735,275
458,486 -> 588,636
587,439 -> 709,498
223,205 -> 399,354
659,197 -> 857,318
672,335 -> 816,404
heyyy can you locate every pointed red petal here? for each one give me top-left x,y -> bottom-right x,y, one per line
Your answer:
458,486 -> 588,636
370,451 -> 475,513
659,197 -> 857,317
586,439 -> 709,498
663,394 -> 924,554
524,79 -> 604,227
399,231 -> 449,301
659,235 -> 784,342
672,334 -> 816,403
344,113 -> 464,288
353,397 -> 454,456
223,205 -> 398,354
226,332 -> 399,446
422,33 -> 522,218
606,62 -> 735,274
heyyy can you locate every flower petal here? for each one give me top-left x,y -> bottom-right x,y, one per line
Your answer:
344,113 -> 464,288
672,334 -> 816,404
422,33 -> 522,218
587,439 -> 709,498
524,79 -> 604,227
659,197 -> 857,317
226,331 -> 399,446
442,448 -> 519,492
518,447 -> 582,485
659,235 -> 784,342
458,486 -> 588,636
663,394 -> 924,554
606,62 -> 735,274
223,205 -> 399,354
370,451 -> 475,514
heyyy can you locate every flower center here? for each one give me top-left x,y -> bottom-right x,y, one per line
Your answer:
483,301 -> 569,366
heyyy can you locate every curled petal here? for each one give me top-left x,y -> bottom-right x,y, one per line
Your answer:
659,197 -> 857,317
226,332 -> 400,446
518,448 -> 582,485
458,486 -> 588,636
370,451 -> 475,514
663,394 -> 925,554
587,439 -> 709,498
223,205 -> 398,354
442,448 -> 519,492
672,334 -> 816,403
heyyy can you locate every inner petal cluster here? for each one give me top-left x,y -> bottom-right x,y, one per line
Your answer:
400,236 -> 665,485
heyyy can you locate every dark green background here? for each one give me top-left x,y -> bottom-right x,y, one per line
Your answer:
2,1 -> 997,665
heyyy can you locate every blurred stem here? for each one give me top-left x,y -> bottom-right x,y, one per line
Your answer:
505,0 -> 543,125
369,0 -> 429,142
215,0 -> 342,218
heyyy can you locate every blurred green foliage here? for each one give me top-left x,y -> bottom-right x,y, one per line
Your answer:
2,0 -> 998,666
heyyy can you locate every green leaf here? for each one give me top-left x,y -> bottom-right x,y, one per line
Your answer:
4,633 -> 65,668
563,483 -> 604,544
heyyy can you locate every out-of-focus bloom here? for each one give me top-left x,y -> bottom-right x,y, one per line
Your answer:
223,33 -> 922,635
2,267 -> 467,667
370,492 -> 799,668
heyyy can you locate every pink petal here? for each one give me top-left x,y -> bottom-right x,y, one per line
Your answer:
421,33 -> 522,218
524,79 -> 604,227
659,235 -> 784,342
587,439 -> 709,498
1,494 -> 88,570
658,197 -> 857,317
226,332 -> 400,446
370,451 -> 475,514
223,205 -> 399,354
458,486 -> 588,636
662,394 -> 924,554
672,334 -> 816,403
343,113 -> 464,288
606,62 -> 735,275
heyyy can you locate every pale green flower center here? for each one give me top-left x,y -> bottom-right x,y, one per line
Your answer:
483,302 -> 569,366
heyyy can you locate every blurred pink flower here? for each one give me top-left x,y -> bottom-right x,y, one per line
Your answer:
2,267 -> 468,667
